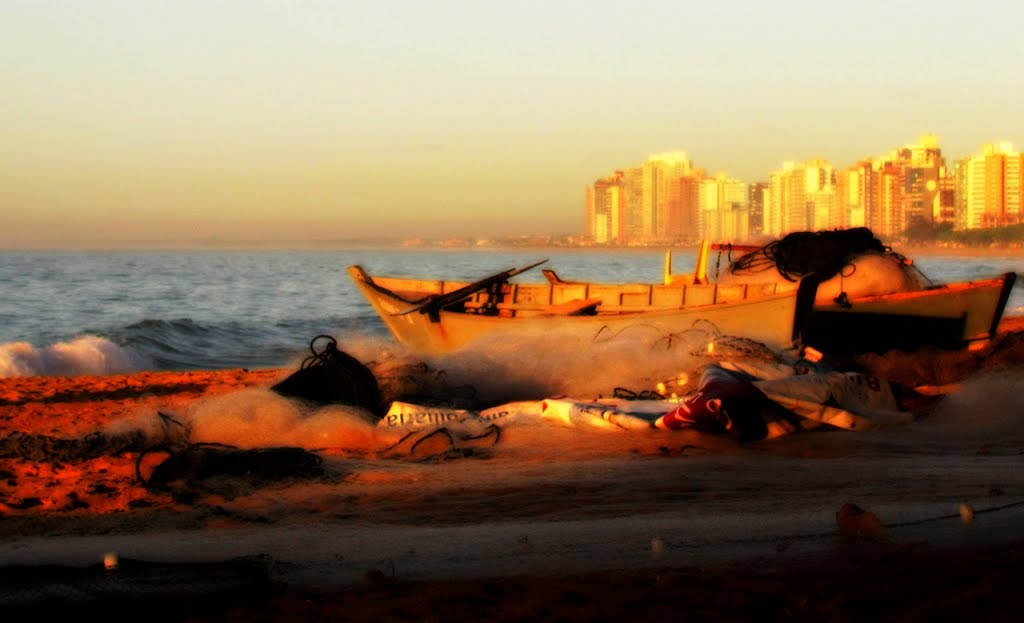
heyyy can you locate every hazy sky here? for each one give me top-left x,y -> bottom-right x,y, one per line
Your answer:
3,0 -> 1023,248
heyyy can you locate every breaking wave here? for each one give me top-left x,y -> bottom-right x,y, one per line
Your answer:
0,313 -> 389,379
0,335 -> 149,378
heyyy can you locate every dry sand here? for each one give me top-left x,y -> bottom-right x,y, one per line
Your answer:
2,320 -> 1024,621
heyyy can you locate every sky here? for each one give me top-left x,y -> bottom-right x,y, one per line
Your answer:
3,0 -> 1024,248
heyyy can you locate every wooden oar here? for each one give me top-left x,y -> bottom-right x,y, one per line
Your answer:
392,259 -> 549,321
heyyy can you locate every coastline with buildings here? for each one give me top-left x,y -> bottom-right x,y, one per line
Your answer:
585,136 -> 1024,247
389,234 -> 1024,254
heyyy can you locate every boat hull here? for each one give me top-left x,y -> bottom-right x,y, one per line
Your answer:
348,262 -> 1015,357
686,236 -> 1018,356
802,272 -> 1017,355
348,266 -> 810,356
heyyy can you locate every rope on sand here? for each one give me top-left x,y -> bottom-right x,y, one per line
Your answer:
647,499 -> 1024,554
885,498 -> 1024,529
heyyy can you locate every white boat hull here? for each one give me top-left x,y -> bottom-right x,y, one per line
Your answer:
348,266 -> 813,356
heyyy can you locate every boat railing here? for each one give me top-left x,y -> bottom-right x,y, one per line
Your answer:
460,280 -> 789,315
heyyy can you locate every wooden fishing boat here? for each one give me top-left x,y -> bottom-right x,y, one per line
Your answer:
664,230 -> 1018,356
347,261 -> 819,356
349,229 -> 1016,357
798,273 -> 1016,355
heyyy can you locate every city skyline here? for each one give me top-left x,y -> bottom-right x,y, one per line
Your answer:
3,1 -> 1024,249
598,137 -> 1020,186
586,136 -> 1024,247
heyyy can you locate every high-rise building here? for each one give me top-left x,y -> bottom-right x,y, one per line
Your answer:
1004,148 -> 1023,225
804,159 -> 835,231
897,134 -> 945,229
956,142 -> 1023,229
587,171 -> 625,244
667,172 -> 704,242
763,165 -> 791,238
872,161 -> 902,237
699,173 -> 749,242
765,159 -> 834,236
835,160 -> 873,229
748,182 -> 768,236
622,167 -> 645,243
937,174 -> 957,225
642,152 -> 693,241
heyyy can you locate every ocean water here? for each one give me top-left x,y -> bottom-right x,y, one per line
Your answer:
0,247 -> 1021,379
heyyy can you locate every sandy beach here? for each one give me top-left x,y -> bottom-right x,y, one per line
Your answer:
2,319 -> 1024,621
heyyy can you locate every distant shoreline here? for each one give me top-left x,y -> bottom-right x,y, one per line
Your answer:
890,243 -> 1024,258
2,240 -> 1022,256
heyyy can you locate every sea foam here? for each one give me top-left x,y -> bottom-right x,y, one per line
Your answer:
0,335 -> 148,378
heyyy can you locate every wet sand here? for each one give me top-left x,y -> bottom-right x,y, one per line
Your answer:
2,319 -> 1024,621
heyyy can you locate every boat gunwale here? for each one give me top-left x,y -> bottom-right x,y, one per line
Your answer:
349,263 -> 824,353
815,272 -> 1016,305
348,264 -> 804,317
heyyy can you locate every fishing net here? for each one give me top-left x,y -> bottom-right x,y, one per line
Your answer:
730,227 -> 888,281
139,442 -> 325,494
0,411 -> 187,462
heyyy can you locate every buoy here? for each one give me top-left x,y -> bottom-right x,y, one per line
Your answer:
836,502 -> 887,540
650,537 -> 666,558
960,502 -> 975,524
103,551 -> 119,571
